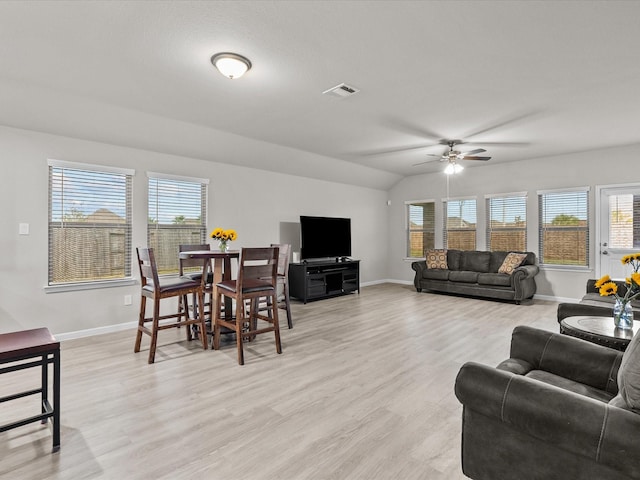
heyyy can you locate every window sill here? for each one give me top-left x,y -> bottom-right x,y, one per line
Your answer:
44,278 -> 137,294
404,257 -> 425,262
538,265 -> 593,273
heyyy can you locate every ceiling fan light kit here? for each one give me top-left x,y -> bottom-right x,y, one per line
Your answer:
444,162 -> 464,175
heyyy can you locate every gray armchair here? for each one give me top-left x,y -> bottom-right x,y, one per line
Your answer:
455,326 -> 640,480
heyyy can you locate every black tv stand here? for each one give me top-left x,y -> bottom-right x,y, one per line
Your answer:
289,259 -> 360,304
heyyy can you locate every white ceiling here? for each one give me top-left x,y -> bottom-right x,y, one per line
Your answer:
1,1 -> 639,190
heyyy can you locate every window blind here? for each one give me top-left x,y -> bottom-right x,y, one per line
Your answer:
444,198 -> 477,250
48,163 -> 132,285
148,175 -> 208,274
486,194 -> 527,251
407,201 -> 435,257
609,194 -> 640,249
538,189 -> 589,266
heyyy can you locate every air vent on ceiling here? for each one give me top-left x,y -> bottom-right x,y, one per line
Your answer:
322,83 -> 360,98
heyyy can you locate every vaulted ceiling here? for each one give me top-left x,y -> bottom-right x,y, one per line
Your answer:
0,1 -> 639,189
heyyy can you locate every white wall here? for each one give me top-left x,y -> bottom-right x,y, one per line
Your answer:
0,126 -> 388,336
388,143 -> 640,300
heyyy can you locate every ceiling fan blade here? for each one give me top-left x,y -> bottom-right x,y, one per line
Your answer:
426,153 -> 444,157
412,158 -> 440,166
460,148 -> 486,157
463,141 -> 529,147
359,143 -> 442,156
461,111 -> 539,139
463,156 -> 491,161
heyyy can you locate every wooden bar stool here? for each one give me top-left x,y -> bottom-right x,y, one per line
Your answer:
135,247 -> 208,364
213,247 -> 282,365
255,243 -> 293,329
0,328 -> 61,453
178,243 -> 214,324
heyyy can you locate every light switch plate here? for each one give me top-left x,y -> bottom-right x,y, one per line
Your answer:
19,223 -> 29,235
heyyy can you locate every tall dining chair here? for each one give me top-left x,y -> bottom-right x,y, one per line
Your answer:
255,243 -> 293,329
178,243 -> 213,324
212,247 -> 282,365
135,247 -> 208,364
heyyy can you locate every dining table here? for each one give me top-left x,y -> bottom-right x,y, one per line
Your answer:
178,249 -> 240,321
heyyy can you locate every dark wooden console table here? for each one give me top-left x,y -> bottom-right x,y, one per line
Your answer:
559,315 -> 636,351
0,328 -> 61,452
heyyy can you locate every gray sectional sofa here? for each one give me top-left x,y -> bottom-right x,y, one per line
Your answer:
411,249 -> 539,304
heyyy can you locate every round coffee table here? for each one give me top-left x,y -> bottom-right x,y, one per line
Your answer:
560,315 -> 636,351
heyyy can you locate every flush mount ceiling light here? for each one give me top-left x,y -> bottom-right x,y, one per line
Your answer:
210,52 -> 252,79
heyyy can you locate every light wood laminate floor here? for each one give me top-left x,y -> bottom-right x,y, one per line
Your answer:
0,284 -> 559,480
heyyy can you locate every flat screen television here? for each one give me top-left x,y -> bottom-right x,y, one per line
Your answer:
300,216 -> 351,260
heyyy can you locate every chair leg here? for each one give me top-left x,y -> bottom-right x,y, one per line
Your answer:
236,297 -> 245,366
198,289 -> 208,350
185,296 -> 193,342
272,294 -> 282,354
213,290 -> 222,351
134,295 -> 146,353
284,284 -> 293,329
148,297 -> 161,364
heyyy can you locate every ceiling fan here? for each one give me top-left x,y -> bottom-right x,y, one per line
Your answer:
413,140 -> 491,171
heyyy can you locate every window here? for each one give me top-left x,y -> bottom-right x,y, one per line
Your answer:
538,188 -> 589,267
486,193 -> 527,251
608,194 -> 640,249
148,173 -> 208,275
407,201 -> 435,257
444,198 -> 477,250
48,160 -> 133,286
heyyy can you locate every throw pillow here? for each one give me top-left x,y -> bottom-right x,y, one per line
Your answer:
425,249 -> 448,269
498,252 -> 527,275
611,331 -> 640,411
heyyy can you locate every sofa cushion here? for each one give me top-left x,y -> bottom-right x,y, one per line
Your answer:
461,251 -> 491,273
449,270 -> 479,283
477,272 -> 512,287
498,252 -> 528,274
422,269 -> 450,281
425,249 -> 448,269
610,329 -> 640,410
489,251 -> 509,272
447,249 -> 462,271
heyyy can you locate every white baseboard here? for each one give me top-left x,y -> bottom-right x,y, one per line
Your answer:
56,321 -> 137,342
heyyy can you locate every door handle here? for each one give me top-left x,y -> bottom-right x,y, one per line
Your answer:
602,250 -> 609,255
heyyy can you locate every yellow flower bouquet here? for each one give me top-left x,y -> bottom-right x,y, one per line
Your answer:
210,227 -> 237,252
594,253 -> 640,329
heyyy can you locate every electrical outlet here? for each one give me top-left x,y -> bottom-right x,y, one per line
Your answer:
124,295 -> 132,306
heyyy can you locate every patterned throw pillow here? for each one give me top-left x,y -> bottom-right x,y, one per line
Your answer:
498,252 -> 528,275
425,249 -> 448,269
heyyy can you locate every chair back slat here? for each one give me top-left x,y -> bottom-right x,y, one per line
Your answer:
237,247 -> 279,287
271,243 -> 291,277
136,247 -> 160,287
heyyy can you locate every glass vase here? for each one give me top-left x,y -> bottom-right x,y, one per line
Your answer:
218,240 -> 229,252
613,298 -> 634,330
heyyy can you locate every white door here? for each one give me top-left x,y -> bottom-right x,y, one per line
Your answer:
598,186 -> 640,280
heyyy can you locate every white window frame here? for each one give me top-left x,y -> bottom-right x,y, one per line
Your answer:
147,172 -> 209,276
485,192 -> 528,252
45,159 -> 135,293
538,186 -> 590,270
443,196 -> 477,251
406,199 -> 436,258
